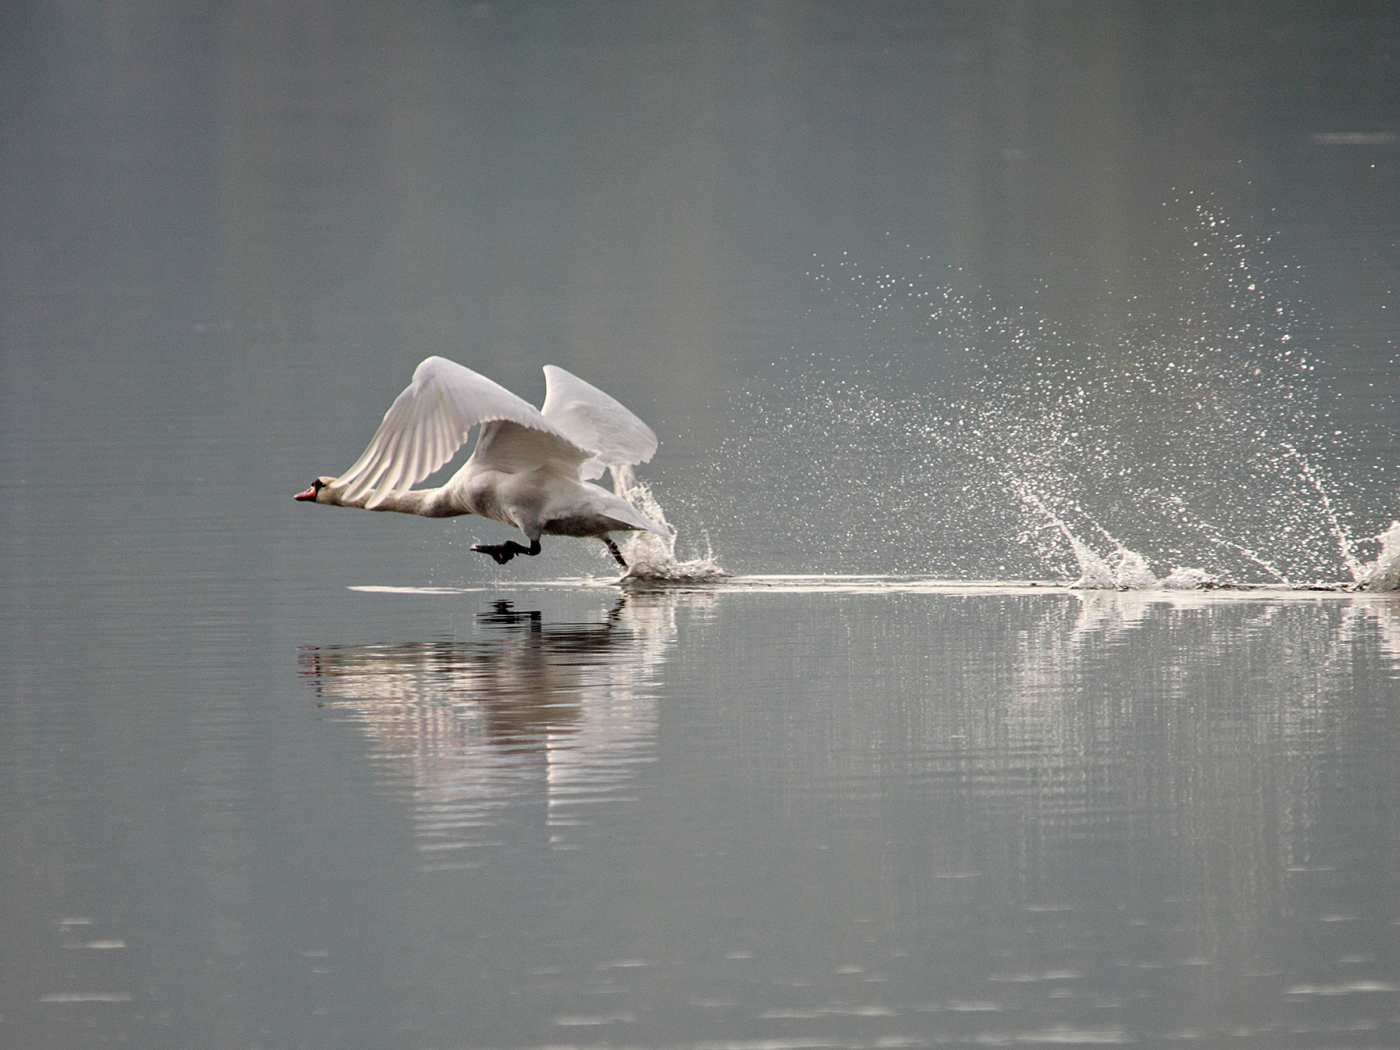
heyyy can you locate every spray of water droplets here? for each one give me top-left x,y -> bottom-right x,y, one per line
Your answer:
711,204 -> 1398,589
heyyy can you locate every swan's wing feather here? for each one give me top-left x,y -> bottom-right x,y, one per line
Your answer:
334,356 -> 587,506
470,418 -> 594,476
540,366 -> 659,468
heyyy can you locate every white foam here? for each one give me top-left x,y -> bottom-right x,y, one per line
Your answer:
1162,567 -> 1220,589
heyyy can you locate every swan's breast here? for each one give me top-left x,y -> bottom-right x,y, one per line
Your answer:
458,471 -> 512,524
458,468 -> 554,529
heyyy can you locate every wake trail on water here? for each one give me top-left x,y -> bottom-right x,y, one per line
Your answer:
708,199 -> 1399,591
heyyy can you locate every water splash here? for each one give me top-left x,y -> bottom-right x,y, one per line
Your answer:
1356,521 -> 1400,592
1281,442 -> 1365,582
612,466 -> 728,584
1158,494 -> 1289,584
1018,486 -> 1219,590
713,201 -> 1395,588
1009,476 -> 1160,589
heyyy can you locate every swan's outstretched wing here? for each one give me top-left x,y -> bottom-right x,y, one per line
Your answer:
540,366 -> 659,480
334,357 -> 589,507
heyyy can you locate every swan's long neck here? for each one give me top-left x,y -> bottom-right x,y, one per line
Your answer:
322,485 -> 454,516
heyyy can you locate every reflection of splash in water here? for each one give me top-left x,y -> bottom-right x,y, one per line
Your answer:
927,588 -> 1400,1004
611,465 -> 728,584
1002,592 -> 1399,932
688,586 -> 1400,1037
719,204 -> 1397,589
299,595 -> 681,868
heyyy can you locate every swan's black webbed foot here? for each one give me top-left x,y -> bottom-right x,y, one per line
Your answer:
603,537 -> 628,570
471,539 -> 542,565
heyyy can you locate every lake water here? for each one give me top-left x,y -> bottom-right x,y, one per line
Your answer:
4,3 -> 1400,1048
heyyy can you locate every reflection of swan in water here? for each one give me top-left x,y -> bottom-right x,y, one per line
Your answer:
300,594 -> 684,868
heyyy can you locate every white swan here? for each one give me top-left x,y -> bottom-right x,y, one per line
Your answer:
295,356 -> 668,569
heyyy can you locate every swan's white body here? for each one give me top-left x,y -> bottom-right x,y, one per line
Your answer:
296,357 -> 667,566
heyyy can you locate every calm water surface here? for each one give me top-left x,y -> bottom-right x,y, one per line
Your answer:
5,3 -> 1400,1048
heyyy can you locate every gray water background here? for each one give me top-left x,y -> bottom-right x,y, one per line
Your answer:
4,3 -> 1400,1047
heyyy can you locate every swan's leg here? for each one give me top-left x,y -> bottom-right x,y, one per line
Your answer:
471,539 -> 542,565
603,537 -> 628,570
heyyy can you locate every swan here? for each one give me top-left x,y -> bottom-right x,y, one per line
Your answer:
295,356 -> 668,569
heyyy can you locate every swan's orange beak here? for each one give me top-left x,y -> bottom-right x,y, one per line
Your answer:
294,484 -> 319,501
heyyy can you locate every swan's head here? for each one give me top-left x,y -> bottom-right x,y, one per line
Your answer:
295,477 -> 336,503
